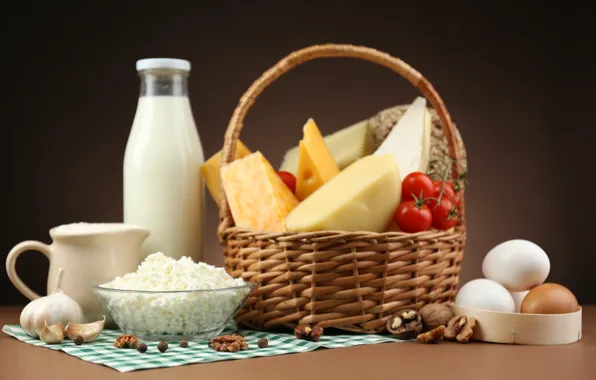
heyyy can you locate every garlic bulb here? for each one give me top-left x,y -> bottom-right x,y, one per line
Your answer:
20,268 -> 85,338
65,315 -> 105,342
40,320 -> 65,344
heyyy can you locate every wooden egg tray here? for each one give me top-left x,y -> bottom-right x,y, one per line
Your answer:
450,305 -> 582,345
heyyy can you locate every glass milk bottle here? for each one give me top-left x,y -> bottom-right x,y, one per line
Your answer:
123,58 -> 205,262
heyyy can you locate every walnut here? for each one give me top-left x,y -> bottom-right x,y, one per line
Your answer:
445,316 -> 476,343
386,309 -> 423,339
419,303 -> 454,330
114,334 -> 138,348
445,316 -> 466,340
208,334 -> 249,352
457,317 -> 476,343
417,325 -> 446,344
294,325 -> 323,342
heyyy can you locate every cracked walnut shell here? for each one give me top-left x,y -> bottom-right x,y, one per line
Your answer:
208,334 -> 249,352
114,334 -> 138,349
387,310 -> 423,339
294,325 -> 323,342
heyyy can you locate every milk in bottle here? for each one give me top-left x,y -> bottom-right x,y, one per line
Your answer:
123,58 -> 205,262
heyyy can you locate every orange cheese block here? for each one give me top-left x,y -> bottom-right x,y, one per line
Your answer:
221,151 -> 299,232
295,118 -> 340,201
201,140 -> 251,205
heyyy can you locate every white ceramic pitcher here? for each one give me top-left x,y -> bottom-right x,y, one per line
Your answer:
6,222 -> 150,324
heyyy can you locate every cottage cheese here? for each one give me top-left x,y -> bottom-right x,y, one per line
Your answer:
102,252 -> 246,291
98,252 -> 249,337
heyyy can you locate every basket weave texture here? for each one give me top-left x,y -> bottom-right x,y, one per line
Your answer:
217,44 -> 468,333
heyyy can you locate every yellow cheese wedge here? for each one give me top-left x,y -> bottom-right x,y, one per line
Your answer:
285,154 -> 402,233
201,140 -> 251,205
279,119 -> 374,175
295,118 -> 340,201
221,151 -> 299,232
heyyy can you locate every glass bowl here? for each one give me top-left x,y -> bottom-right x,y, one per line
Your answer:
89,282 -> 255,341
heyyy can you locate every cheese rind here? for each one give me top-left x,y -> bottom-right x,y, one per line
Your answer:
295,118 -> 340,201
221,151 -> 299,232
201,140 -> 251,205
285,154 -> 402,233
372,97 -> 431,179
422,106 -> 432,171
279,119 -> 373,175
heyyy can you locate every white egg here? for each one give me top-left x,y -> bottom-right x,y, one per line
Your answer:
455,278 -> 515,313
510,290 -> 529,313
482,239 -> 550,292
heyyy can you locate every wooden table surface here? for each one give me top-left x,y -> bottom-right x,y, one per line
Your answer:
1,305 -> 594,379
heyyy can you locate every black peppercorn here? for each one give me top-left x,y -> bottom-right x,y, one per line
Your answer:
257,338 -> 268,348
157,341 -> 168,353
179,340 -> 188,348
137,343 -> 147,353
74,336 -> 84,345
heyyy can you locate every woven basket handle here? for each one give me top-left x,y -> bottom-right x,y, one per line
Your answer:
218,43 -> 463,233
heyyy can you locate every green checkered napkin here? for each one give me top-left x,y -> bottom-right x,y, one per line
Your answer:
2,324 -> 407,372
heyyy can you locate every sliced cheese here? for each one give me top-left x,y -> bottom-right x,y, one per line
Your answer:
295,118 -> 340,201
279,119 -> 374,176
372,97 -> 431,179
285,154 -> 402,233
201,140 -> 252,205
221,151 -> 299,232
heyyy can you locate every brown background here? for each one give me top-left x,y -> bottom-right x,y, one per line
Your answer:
1,2 -> 594,305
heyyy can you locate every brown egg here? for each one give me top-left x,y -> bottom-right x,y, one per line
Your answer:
520,283 -> 580,314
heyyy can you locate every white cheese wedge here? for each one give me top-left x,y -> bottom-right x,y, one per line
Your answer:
279,119 -> 373,175
372,96 -> 431,178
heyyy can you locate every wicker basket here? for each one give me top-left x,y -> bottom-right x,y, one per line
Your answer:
217,44 -> 467,334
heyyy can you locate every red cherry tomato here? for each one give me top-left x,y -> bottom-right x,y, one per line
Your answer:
401,172 -> 435,202
428,180 -> 461,208
431,197 -> 458,230
395,200 -> 433,233
277,171 -> 296,193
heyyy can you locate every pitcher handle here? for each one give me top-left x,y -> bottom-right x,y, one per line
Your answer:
6,240 -> 51,301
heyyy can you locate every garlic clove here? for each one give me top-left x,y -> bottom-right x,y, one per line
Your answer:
40,320 -> 65,344
65,315 -> 105,342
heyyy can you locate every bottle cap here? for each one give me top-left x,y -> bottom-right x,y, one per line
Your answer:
136,58 -> 191,72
